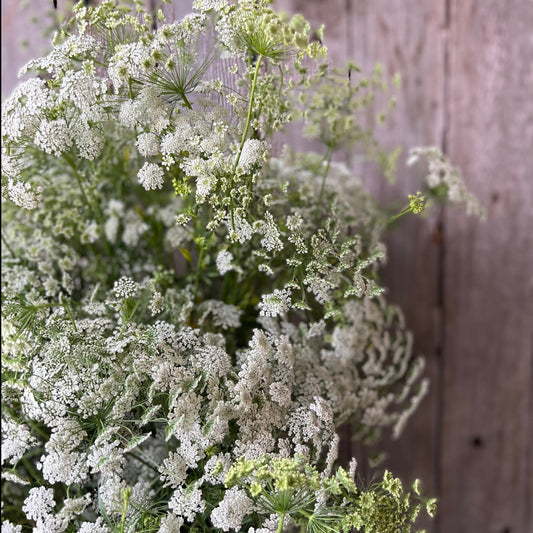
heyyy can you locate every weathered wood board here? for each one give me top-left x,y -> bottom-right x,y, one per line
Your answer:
441,1 -> 533,532
344,3 -> 446,531
1,1 -> 52,98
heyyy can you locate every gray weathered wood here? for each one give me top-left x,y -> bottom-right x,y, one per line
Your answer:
273,0 -> 369,474
1,1 -> 54,98
160,0 -> 195,21
271,6 -> 446,533
441,1 -> 533,532
346,3 -> 446,531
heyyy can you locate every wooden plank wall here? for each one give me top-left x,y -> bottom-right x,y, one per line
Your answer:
2,1 -> 532,532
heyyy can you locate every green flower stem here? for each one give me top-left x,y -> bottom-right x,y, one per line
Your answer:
180,91 -> 193,110
26,418 -> 50,440
62,301 -> 78,332
117,298 -> 143,340
220,267 -> 233,302
62,153 -> 104,223
62,154 -> 116,263
127,451 -> 160,473
193,231 -> 212,303
277,512 -> 286,533
120,487 -> 132,533
236,54 -> 264,170
388,193 -> 427,225
73,167 -> 92,211
63,155 -> 91,209
194,244 -> 206,301
230,54 -> 264,230
318,145 -> 334,205
387,205 -> 414,225
21,457 -> 43,485
1,228 -> 16,257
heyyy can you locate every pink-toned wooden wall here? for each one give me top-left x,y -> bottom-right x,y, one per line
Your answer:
2,1 -> 532,532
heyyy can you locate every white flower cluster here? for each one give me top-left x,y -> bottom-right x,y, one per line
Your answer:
236,139 -> 268,174
258,288 -> 292,317
216,249 -> 236,275
2,271 -> 422,528
210,487 -> 254,531
5,179 -> 42,210
138,162 -> 165,191
408,146 -> 484,217
112,276 -> 139,299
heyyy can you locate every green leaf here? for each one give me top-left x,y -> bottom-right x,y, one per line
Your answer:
165,415 -> 184,441
125,432 -> 152,452
179,247 -> 192,263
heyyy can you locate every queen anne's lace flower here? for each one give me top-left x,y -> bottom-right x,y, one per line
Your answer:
22,487 -> 55,523
216,249 -> 235,275
210,487 -> 254,531
136,132 -> 160,157
2,418 -> 38,464
34,119 -> 72,156
258,288 -> 292,317
59,71 -> 106,109
1,521 -> 23,533
112,277 -> 139,299
78,518 -> 110,533
168,485 -> 206,522
138,162 -> 165,190
158,513 -> 184,533
237,139 -> 267,174
5,180 -> 42,210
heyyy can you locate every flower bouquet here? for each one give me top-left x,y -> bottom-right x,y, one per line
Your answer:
1,1 -> 480,531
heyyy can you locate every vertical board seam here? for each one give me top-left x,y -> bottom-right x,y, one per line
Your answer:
524,338 -> 533,532
345,0 -> 353,62
150,0 -> 158,27
344,0 -> 353,171
435,0 -> 452,531
441,0 -> 451,154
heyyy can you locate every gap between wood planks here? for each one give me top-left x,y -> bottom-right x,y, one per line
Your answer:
434,0 -> 451,531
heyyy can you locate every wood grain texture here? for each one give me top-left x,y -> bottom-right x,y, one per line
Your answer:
270,6 -> 446,532
346,3 -> 446,531
160,0 -> 195,22
442,1 -> 533,532
1,1 -> 55,98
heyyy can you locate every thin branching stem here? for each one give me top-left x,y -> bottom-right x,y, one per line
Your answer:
193,242 -> 206,302
180,91 -> 193,109
63,153 -> 102,222
318,145 -> 334,205
62,301 -> 78,332
1,229 -> 16,258
230,54 -> 264,230
21,457 -> 44,485
277,512 -> 286,533
127,451 -> 160,473
119,488 -> 131,533
387,204 -> 414,225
